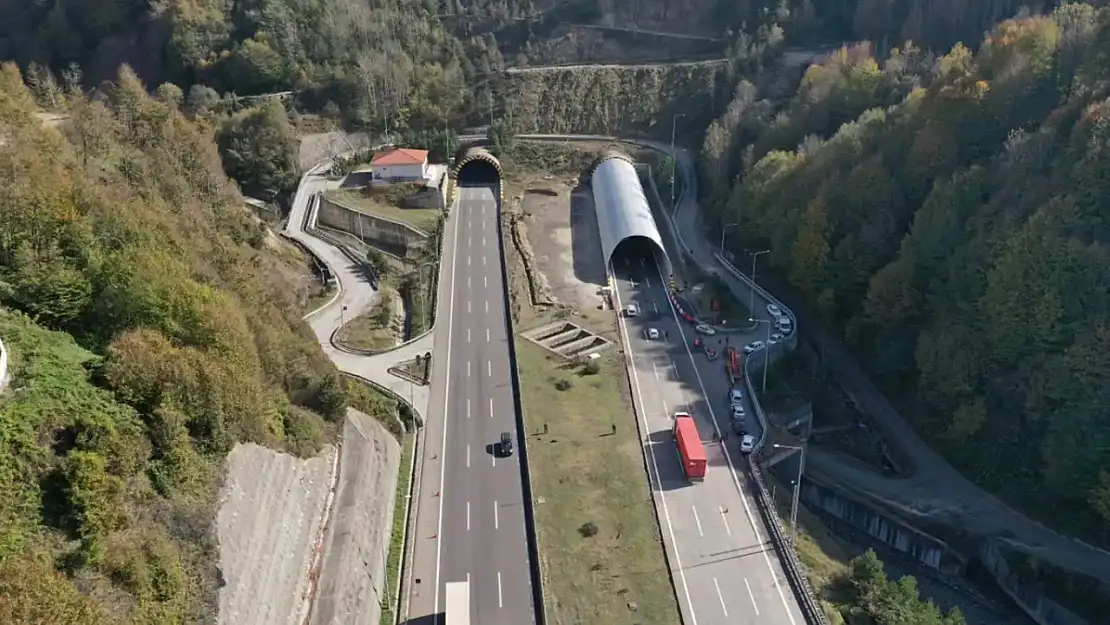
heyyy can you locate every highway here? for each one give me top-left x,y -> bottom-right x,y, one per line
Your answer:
423,182 -> 535,625
611,250 -> 805,625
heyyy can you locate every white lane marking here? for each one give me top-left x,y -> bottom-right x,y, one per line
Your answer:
745,578 -> 761,615
467,329 -> 470,343
715,578 -> 729,617
484,276 -> 488,288
653,301 -> 658,313
492,453 -> 496,467
646,275 -> 652,288
489,397 -> 494,418
466,445 -> 471,468
468,256 -> 471,266
488,361 -> 492,378
466,399 -> 471,419
432,191 -> 463,621
467,361 -> 471,377
483,256 -> 487,266
468,220 -> 471,230
651,361 -> 660,380
654,263 -> 797,625
468,236 -> 471,246
468,276 -> 471,288
720,507 -> 732,536
497,572 -> 503,608
610,270 -> 699,625
467,300 -> 471,313
482,236 -> 486,247
640,257 -> 645,267
494,501 -> 500,529
486,328 -> 490,342
467,501 -> 471,530
630,279 -> 637,288
485,300 -> 489,313
692,505 -> 704,537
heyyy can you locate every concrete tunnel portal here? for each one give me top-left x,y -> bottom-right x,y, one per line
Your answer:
591,152 -> 673,280
452,146 -> 503,186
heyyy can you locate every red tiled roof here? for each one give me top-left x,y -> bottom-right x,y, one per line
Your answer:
371,148 -> 429,166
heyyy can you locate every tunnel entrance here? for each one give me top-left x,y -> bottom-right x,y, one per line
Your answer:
610,235 -> 669,282
457,159 -> 500,185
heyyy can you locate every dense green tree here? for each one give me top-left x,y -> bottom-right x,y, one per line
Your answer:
216,101 -> 300,199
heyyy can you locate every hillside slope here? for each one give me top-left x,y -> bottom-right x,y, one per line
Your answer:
0,63 -> 350,623
711,3 -> 1110,549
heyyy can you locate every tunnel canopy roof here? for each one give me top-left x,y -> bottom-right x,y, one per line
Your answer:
591,153 -> 672,278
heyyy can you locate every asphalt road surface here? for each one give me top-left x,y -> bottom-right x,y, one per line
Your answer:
430,183 -> 535,625
611,251 -> 805,625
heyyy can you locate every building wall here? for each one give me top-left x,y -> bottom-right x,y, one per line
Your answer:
373,163 -> 426,181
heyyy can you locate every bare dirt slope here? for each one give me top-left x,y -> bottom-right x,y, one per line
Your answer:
309,409 -> 401,625
217,440 -> 340,625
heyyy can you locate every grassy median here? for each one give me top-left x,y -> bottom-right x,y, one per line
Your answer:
380,433 -> 415,625
514,339 -> 681,625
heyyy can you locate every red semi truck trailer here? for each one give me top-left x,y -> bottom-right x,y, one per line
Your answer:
673,412 -> 707,481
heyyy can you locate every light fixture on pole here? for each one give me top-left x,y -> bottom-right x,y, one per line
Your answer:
772,443 -> 806,547
720,221 -> 739,255
750,249 -> 770,315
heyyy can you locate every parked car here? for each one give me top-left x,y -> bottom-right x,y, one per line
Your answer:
740,434 -> 756,454
766,303 -> 782,317
731,417 -> 747,434
771,332 -> 784,343
645,327 -> 660,340
694,323 -> 716,336
777,316 -> 793,333
625,303 -> 639,317
743,341 -> 766,354
729,388 -> 744,405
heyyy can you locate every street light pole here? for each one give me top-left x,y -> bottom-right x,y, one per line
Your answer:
773,443 -> 806,547
669,113 -> 686,218
720,221 -> 739,255
750,249 -> 770,316
751,318 -> 772,392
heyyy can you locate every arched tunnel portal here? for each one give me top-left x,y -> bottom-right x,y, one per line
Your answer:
452,147 -> 503,187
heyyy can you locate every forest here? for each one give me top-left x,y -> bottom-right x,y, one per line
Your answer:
0,62 -> 401,622
701,1 -> 1110,544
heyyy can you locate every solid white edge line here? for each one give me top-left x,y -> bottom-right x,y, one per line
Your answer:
653,263 -> 798,625
432,188 -> 462,625
611,268 -> 699,625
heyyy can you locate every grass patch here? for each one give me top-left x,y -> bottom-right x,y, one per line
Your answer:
343,376 -> 407,440
334,288 -> 400,351
514,340 -> 681,625
303,280 -> 336,315
380,433 -> 416,625
326,188 -> 442,233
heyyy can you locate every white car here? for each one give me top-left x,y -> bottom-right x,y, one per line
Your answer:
694,323 -> 716,336
732,404 -> 746,418
645,328 -> 660,340
771,332 -> 784,342
740,434 -> 756,454
777,316 -> 793,332
766,303 -> 782,317
743,340 -> 765,354
729,388 -> 744,405
625,303 -> 639,317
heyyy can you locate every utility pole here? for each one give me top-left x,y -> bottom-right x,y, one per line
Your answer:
750,249 -> 770,316
720,222 -> 739,255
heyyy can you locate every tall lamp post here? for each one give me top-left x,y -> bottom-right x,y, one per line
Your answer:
772,443 -> 806,547
719,221 -> 740,255
415,260 -> 439,332
749,249 -> 770,316
750,318 -> 773,392
670,113 -> 686,218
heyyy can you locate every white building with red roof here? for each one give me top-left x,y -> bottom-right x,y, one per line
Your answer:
369,147 -> 430,182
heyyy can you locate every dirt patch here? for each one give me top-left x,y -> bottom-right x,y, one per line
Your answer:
298,131 -> 372,169
309,410 -> 401,625
217,441 -> 339,625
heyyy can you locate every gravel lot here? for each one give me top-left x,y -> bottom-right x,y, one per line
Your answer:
217,441 -> 339,625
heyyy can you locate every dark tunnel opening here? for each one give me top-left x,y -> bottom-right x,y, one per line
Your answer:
456,158 -> 501,186
610,236 -> 670,282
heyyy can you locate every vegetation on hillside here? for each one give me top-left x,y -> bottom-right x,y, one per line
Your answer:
0,62 -> 362,622
705,2 -> 1110,545
844,549 -> 966,625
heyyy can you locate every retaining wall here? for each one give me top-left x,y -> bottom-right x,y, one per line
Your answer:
317,194 -> 428,260
980,542 -> 1091,625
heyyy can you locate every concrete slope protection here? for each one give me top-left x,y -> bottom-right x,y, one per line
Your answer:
610,243 -> 805,625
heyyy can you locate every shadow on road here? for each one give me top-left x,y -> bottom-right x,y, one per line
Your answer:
401,614 -> 441,625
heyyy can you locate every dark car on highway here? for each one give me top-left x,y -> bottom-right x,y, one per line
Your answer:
499,431 -> 514,457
